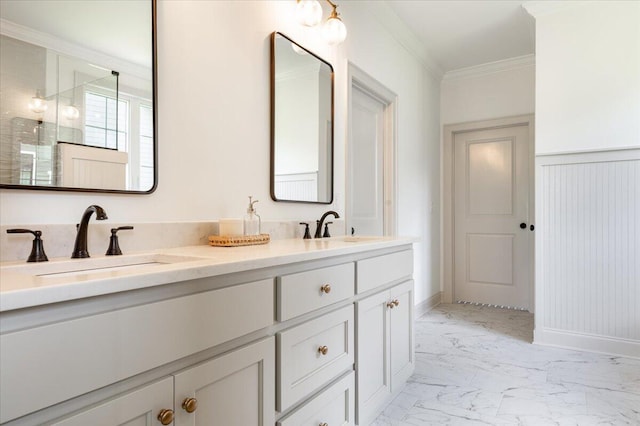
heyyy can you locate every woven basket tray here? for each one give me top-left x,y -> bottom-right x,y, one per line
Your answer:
208,234 -> 270,247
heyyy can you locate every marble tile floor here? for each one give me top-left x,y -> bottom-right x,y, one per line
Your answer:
372,304 -> 640,426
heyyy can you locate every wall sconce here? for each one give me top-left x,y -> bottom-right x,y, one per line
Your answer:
28,90 -> 48,114
295,0 -> 347,45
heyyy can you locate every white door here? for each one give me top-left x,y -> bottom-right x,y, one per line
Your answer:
348,85 -> 385,236
173,337 -> 275,426
454,125 -> 531,309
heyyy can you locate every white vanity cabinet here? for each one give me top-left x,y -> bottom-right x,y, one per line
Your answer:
0,240 -> 414,426
355,252 -> 414,426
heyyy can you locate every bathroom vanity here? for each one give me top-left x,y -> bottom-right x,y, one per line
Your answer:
0,237 -> 414,425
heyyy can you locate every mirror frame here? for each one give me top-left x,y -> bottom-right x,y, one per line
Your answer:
270,31 -> 334,204
0,0 -> 158,194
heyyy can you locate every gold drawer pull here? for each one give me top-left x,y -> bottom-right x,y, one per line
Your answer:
157,409 -> 174,425
182,397 -> 198,413
393,299 -> 400,307
318,345 -> 329,355
320,423 -> 329,426
386,301 -> 395,309
320,284 -> 332,294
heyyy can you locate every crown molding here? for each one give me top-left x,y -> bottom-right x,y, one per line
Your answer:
0,18 -> 151,80
371,1 -> 444,80
442,54 -> 535,81
522,1 -> 590,18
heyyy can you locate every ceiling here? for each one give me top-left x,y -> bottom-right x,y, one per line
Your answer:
386,0 -> 535,72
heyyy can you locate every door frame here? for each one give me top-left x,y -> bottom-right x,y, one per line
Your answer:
347,63 -> 398,236
442,114 -> 535,310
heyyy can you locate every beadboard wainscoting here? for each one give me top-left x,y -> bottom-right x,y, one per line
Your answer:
535,148 -> 640,358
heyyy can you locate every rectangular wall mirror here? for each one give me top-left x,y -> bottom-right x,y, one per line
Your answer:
270,32 -> 333,204
0,0 -> 157,193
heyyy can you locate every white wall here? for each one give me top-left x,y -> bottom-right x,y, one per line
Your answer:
441,57 -> 535,125
534,1 -> 640,154
529,1 -> 640,357
0,1 -> 441,305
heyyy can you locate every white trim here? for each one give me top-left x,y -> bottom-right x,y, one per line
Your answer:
536,145 -> 640,158
368,2 -> 443,79
414,292 -> 442,319
534,329 -> 640,360
522,1 -> 591,18
443,55 -> 535,81
347,63 -> 398,237
442,115 -> 535,309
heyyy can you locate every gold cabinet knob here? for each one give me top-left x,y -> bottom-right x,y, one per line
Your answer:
319,423 -> 329,426
393,299 -> 400,307
182,397 -> 198,413
320,284 -> 332,294
318,345 -> 329,355
387,301 -> 395,309
157,408 -> 174,425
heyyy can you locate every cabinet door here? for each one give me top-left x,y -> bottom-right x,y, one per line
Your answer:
390,280 -> 414,390
277,372 -> 355,426
355,290 -> 391,426
173,337 -> 275,426
52,377 -> 174,426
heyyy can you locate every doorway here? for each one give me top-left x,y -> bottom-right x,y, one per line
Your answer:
347,64 -> 397,237
443,115 -> 535,311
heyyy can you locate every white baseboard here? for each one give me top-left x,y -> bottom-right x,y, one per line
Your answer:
534,328 -> 640,359
415,291 -> 442,318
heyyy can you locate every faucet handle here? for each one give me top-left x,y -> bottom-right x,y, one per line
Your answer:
6,229 -> 49,262
299,223 -> 312,240
106,226 -> 134,256
323,222 -> 333,238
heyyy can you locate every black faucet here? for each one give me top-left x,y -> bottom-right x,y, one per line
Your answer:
72,205 -> 108,258
314,210 -> 340,238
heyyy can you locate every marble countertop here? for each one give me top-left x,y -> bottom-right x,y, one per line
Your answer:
0,236 -> 414,312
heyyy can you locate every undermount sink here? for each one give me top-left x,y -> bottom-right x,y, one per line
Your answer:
2,253 -> 206,279
337,236 -> 385,243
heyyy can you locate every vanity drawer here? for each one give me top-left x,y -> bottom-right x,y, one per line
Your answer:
277,372 -> 355,426
0,279 -> 274,424
356,250 -> 413,293
277,305 -> 354,412
278,262 -> 354,321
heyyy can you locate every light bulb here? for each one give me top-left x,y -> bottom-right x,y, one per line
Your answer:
322,16 -> 347,45
295,0 -> 322,27
63,105 -> 80,120
29,92 -> 48,114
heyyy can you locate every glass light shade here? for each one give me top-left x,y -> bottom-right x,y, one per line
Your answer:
63,105 -> 80,120
29,95 -> 48,114
295,0 -> 322,27
322,16 -> 347,45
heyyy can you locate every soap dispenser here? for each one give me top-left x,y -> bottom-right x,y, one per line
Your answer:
244,196 -> 261,236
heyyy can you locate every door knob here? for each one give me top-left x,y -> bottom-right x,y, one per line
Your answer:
520,223 -> 527,229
